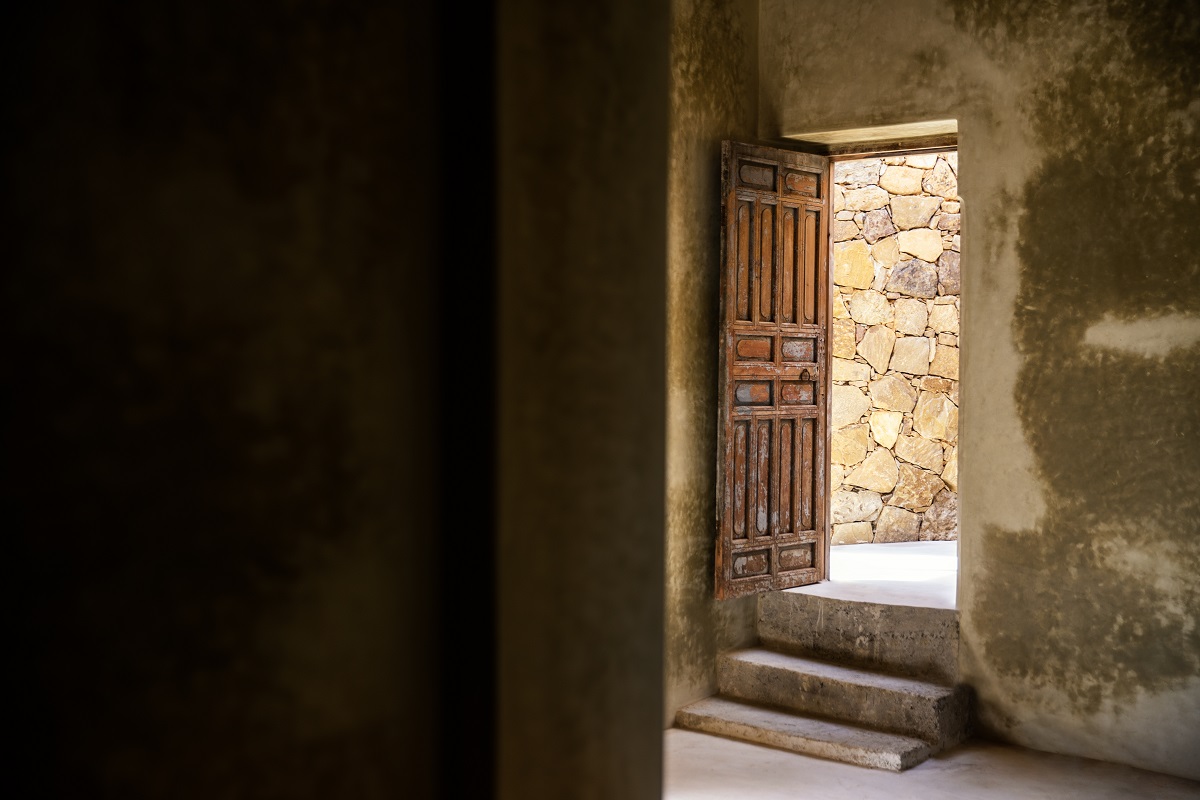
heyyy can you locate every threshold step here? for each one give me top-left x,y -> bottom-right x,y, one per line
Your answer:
675,695 -> 932,771
718,648 -> 969,748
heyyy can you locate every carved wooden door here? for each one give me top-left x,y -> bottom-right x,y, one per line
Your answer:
715,141 -> 830,600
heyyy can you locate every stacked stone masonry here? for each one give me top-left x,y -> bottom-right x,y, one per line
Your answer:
830,152 -> 960,545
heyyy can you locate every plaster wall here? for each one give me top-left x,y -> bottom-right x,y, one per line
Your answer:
665,0 -> 761,727
498,1 -> 668,797
760,0 -> 1200,780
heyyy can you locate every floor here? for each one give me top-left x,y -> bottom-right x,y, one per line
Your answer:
665,541 -> 1200,799
801,540 -> 958,609
664,729 -> 1200,799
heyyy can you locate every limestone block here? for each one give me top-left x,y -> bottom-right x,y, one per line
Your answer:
920,376 -> 954,394
835,158 -> 883,188
920,489 -> 958,540
831,463 -> 845,491
832,293 -> 851,319
891,463 -> 946,511
892,299 -> 927,336
913,391 -> 959,442
843,447 -> 898,493
889,196 -> 941,230
869,375 -> 918,413
833,521 -> 874,545
929,304 -> 959,333
833,184 -> 845,212
938,333 -> 958,347
856,324 -> 894,374
834,220 -> 860,241
879,165 -> 923,195
834,240 -> 874,289
833,318 -> 857,358
831,384 -> 871,429
897,228 -> 944,263
831,489 -> 883,524
941,200 -> 960,213
843,186 -> 890,211
861,209 -> 896,244
833,357 -> 871,382
871,236 -> 901,268
923,158 -> 958,199
832,424 -> 869,466
895,434 -> 944,472
848,290 -> 893,325
874,506 -> 921,542
941,446 -> 958,491
905,153 -> 938,169
885,259 -> 938,298
869,410 -> 903,449
937,250 -> 960,295
890,336 -> 933,375
929,345 -> 959,380
936,213 -> 961,233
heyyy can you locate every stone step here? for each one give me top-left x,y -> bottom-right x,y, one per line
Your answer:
676,695 -> 933,771
717,648 -> 969,749
758,590 -> 959,684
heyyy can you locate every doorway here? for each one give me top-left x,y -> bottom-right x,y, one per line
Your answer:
826,150 -> 961,606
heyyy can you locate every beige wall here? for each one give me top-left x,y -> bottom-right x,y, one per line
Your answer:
758,0 -> 1200,779
664,0 -> 761,727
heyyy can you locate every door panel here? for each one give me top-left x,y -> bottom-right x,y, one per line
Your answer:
715,142 -> 830,600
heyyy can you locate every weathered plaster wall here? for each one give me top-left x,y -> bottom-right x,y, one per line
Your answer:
761,0 -> 1200,779
498,1 -> 668,797
664,0 -> 760,726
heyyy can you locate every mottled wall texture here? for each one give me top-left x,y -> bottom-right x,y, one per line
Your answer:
762,0 -> 1200,779
664,0 -> 760,726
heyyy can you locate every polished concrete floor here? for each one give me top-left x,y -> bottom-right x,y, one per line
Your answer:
664,729 -> 1200,799
666,542 -> 1200,798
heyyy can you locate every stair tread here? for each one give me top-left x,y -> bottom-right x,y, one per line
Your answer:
721,647 -> 957,698
676,695 -> 932,771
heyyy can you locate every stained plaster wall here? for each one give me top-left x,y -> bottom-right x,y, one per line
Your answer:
760,0 -> 1200,779
664,0 -> 761,726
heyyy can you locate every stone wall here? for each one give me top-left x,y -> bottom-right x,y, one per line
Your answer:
829,153 -> 960,545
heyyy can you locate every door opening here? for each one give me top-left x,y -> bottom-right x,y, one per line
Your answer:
824,148 -> 961,606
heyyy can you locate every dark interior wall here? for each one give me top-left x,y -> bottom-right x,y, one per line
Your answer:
760,0 -> 1200,779
7,1 -> 494,797
497,0 -> 669,797
664,0 -> 760,725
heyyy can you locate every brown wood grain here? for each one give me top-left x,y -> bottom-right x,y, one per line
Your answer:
715,141 -> 830,599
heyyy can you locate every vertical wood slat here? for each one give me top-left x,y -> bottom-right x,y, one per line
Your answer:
756,419 -> 771,536
781,208 -> 795,324
804,209 -> 817,325
736,203 -> 751,321
800,417 -> 814,531
760,206 -> 774,322
733,420 -> 747,539
779,418 -> 793,535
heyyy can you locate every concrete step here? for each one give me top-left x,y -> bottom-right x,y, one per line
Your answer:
675,695 -> 933,771
717,648 -> 969,749
758,590 -> 959,684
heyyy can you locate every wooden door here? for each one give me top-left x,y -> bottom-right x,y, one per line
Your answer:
714,141 -> 830,600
